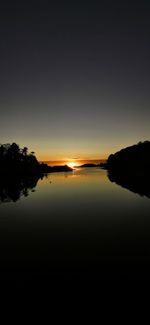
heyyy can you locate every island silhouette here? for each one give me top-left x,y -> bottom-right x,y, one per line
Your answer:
76,163 -> 101,168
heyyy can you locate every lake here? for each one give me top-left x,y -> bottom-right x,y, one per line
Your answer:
0,167 -> 150,277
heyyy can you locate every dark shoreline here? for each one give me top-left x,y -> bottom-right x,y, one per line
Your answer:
0,142 -> 74,177
0,164 -> 73,176
39,164 -> 73,174
102,141 -> 150,198
75,163 -> 102,168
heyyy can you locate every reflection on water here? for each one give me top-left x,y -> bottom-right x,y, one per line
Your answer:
0,175 -> 42,203
108,170 -> 150,198
0,168 -> 150,277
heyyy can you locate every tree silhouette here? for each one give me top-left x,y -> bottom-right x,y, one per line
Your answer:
22,147 -> 28,156
0,143 -> 40,174
0,142 -> 73,175
107,140 -> 150,172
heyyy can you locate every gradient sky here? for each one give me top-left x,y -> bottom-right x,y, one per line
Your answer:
0,1 -> 150,160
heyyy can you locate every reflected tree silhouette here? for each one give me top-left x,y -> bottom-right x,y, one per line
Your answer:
0,175 -> 41,203
108,169 -> 150,199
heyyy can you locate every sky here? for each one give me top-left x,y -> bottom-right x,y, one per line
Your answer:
0,0 -> 150,161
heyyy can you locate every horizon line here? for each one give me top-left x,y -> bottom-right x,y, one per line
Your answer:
39,158 -> 107,162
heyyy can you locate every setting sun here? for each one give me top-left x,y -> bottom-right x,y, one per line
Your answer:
67,162 -> 76,168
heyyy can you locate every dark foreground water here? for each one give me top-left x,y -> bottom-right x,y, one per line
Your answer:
0,168 -> 150,281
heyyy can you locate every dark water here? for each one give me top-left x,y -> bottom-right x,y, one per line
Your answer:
0,168 -> 150,279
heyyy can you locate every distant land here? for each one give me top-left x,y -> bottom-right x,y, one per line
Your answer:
2,140 -> 150,176
40,159 -> 107,166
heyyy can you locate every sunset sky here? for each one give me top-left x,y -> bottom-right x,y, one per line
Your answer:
0,1 -> 150,161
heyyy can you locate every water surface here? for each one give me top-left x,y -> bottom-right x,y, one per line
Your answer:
0,168 -> 150,275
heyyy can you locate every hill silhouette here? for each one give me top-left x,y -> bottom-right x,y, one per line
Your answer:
79,163 -> 98,167
106,141 -> 150,172
105,141 -> 150,198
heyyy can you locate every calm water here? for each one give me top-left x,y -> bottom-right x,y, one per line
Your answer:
0,167 -> 150,275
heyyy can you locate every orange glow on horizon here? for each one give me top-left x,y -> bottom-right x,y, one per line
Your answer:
67,162 -> 77,168
37,154 -> 108,162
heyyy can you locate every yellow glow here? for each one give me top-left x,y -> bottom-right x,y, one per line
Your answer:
67,162 -> 76,168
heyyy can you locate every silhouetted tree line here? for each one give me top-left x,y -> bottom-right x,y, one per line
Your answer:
0,142 -> 73,203
0,142 -> 73,175
106,141 -> 150,172
0,143 -> 40,174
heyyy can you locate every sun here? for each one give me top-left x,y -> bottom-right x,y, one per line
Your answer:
67,162 -> 76,168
